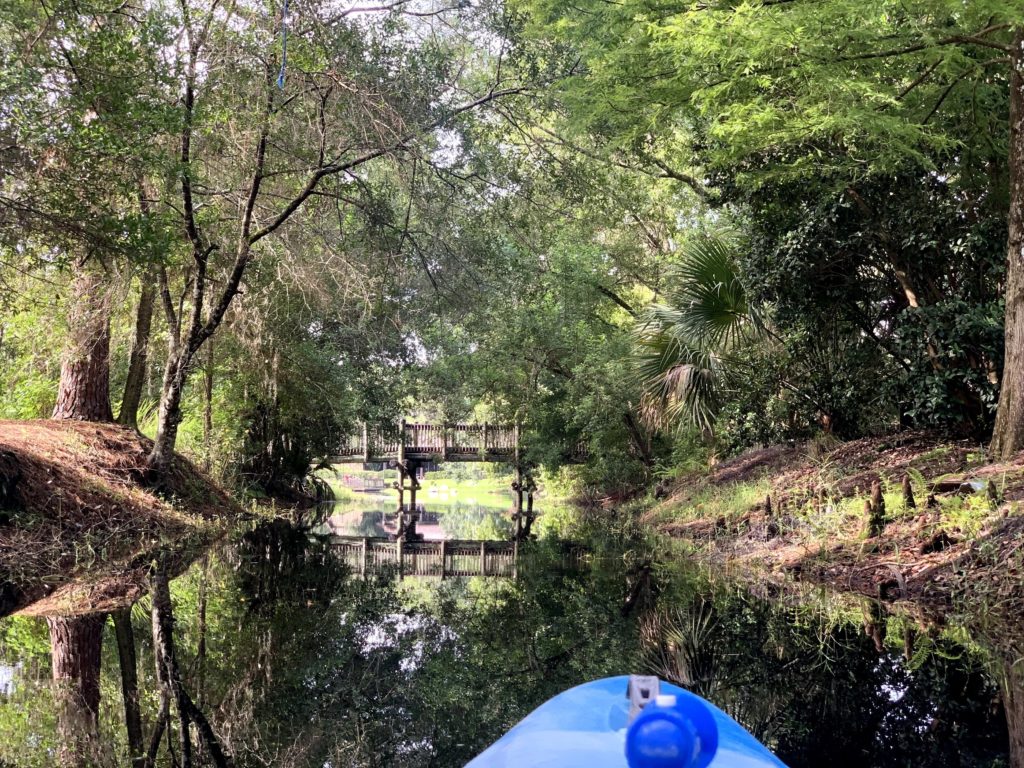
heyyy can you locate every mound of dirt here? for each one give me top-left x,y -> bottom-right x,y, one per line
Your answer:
0,420 -> 243,616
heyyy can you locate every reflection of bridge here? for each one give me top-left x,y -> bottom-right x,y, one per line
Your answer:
332,422 -> 520,464
330,536 -> 590,578
331,536 -> 518,578
329,420 -> 583,542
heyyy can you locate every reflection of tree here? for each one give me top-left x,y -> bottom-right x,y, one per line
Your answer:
150,557 -> 233,768
234,519 -> 348,612
1002,659 -> 1024,768
434,502 -> 511,540
47,613 -> 106,768
112,609 -> 144,767
641,601 -> 719,699
639,579 -> 1010,768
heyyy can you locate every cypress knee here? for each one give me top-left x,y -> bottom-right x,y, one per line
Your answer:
902,474 -> 916,510
866,480 -> 886,538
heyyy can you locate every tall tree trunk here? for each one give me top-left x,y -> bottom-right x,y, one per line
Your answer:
992,31 -> 1024,459
47,613 -> 107,768
196,556 -> 209,708
52,266 -> 113,422
118,271 -> 157,430
149,350 -> 191,476
113,609 -> 145,767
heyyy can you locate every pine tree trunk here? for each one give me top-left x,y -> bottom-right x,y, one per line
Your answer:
117,272 -> 157,429
151,559 -> 233,768
992,32 -> 1024,460
47,613 -> 107,768
52,268 -> 113,422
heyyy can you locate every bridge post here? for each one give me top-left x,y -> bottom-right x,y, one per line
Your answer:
482,422 -> 489,458
398,418 -> 406,464
513,463 -> 524,539
442,423 -> 449,461
360,537 -> 368,577
409,460 -> 419,512
440,539 -> 447,580
480,540 -> 487,576
397,537 -> 404,580
362,423 -> 369,463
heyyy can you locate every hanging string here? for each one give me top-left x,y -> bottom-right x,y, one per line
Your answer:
276,0 -> 289,90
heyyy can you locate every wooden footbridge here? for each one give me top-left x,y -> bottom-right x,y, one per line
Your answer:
332,421 -> 521,464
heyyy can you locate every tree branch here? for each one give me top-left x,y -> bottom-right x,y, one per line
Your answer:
249,85 -> 526,246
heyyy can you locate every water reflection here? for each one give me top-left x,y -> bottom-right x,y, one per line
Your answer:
317,499 -> 517,542
0,516 -> 1020,767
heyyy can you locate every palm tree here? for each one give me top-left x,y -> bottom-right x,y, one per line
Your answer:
635,233 -> 758,433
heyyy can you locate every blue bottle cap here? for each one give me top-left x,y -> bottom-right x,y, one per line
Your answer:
625,694 -> 718,768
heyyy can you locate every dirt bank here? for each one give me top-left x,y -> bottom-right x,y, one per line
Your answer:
0,420 -> 244,616
650,431 -> 1024,616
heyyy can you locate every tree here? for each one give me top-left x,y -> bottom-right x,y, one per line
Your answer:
51,267 -> 115,422
518,0 -> 1024,453
137,0 -> 525,477
410,156 -> 674,485
117,269 -> 157,430
1,0 -> 526,474
1,0 -> 175,425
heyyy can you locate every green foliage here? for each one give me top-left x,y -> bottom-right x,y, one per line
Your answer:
635,233 -> 754,433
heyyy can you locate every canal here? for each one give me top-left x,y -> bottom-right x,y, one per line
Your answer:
0,468 -> 1019,767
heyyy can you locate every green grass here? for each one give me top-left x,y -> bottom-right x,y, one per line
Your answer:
658,477 -> 772,524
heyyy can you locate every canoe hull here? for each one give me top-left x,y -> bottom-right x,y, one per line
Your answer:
466,676 -> 788,768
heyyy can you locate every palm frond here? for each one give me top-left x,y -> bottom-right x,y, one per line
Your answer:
633,232 -> 757,432
666,234 -> 752,350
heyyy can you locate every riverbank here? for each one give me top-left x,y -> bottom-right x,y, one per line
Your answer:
649,431 -> 1024,617
0,420 -> 244,615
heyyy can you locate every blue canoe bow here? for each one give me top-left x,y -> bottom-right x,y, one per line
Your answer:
466,676 -> 789,768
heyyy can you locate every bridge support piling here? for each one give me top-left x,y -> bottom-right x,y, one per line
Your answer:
513,464 -> 524,530
409,460 -> 420,512
395,462 -> 407,515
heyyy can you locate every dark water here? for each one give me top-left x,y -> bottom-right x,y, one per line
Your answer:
0,511 -> 1020,767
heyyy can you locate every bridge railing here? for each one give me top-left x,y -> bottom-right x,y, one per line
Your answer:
331,422 -> 590,463
333,422 -> 519,461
